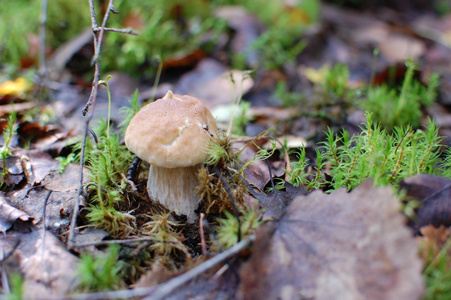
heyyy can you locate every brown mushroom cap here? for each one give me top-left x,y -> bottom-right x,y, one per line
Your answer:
125,91 -> 218,168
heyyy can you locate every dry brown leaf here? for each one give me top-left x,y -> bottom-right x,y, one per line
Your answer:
399,174 -> 451,230
239,180 -> 424,300
417,225 -> 451,264
2,230 -> 79,298
0,194 -> 32,233
176,59 -> 254,108
7,163 -> 90,234
378,34 -> 426,63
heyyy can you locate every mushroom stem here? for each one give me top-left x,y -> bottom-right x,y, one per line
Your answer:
147,164 -> 201,223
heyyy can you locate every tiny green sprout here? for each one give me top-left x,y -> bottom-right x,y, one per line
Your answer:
238,138 -> 277,175
216,209 -> 262,250
98,75 -> 114,139
119,89 -> 140,132
55,153 -> 76,173
7,272 -> 24,300
362,60 -> 440,130
1,111 -> 17,180
205,135 -> 236,166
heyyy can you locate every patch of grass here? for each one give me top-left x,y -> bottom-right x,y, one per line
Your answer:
287,114 -> 444,191
237,0 -> 319,70
102,0 -> 227,76
361,60 -> 439,130
77,244 -> 124,292
0,0 -> 90,68
423,239 -> 451,299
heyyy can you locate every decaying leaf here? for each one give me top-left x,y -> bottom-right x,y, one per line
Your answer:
7,163 -> 90,234
1,230 -> 79,298
399,174 -> 451,230
239,180 -> 424,300
417,225 -> 451,264
0,77 -> 32,97
176,59 -> 254,108
0,194 -> 32,233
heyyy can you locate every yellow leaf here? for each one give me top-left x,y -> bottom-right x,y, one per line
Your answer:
0,77 -> 32,96
303,65 -> 329,84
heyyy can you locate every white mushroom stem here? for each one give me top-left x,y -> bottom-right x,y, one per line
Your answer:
147,164 -> 201,223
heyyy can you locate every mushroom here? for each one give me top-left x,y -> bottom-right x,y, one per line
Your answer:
125,90 -> 218,222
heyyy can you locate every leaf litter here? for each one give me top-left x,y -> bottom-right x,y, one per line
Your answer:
239,179 -> 424,300
3,1 -> 451,298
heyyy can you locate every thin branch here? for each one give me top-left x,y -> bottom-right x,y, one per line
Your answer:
39,0 -> 49,79
68,122 -> 89,249
92,0 -> 114,65
88,0 -> 98,28
92,26 -> 138,35
199,213 -> 208,255
68,0 -> 116,249
72,236 -> 176,248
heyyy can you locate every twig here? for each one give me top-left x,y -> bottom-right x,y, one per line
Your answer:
39,0 -> 49,79
91,0 -> 114,66
199,213 -> 208,255
72,236 -> 174,248
68,122 -> 89,249
34,0 -> 51,102
93,26 -> 138,35
68,0 -> 136,249
42,190 -> 52,288
62,235 -> 255,300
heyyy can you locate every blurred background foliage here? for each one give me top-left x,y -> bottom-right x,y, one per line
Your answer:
0,0 -> 319,77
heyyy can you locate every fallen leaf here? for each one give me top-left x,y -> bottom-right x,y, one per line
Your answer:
251,181 -> 309,220
2,230 -> 79,298
0,77 -> 32,97
239,180 -> 424,300
378,34 -> 426,63
417,225 -> 451,264
0,156 -> 24,189
0,194 -> 32,233
399,174 -> 451,230
175,59 -> 254,108
7,163 -> 90,234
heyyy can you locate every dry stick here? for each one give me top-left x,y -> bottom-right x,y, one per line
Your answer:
41,190 -> 52,289
38,0 -> 49,79
34,0 -> 49,102
72,236 -> 173,248
93,26 -> 138,35
67,0 -> 114,249
199,213 -> 208,255
63,235 -> 255,300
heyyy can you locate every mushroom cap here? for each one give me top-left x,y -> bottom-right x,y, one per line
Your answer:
125,91 -> 218,168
